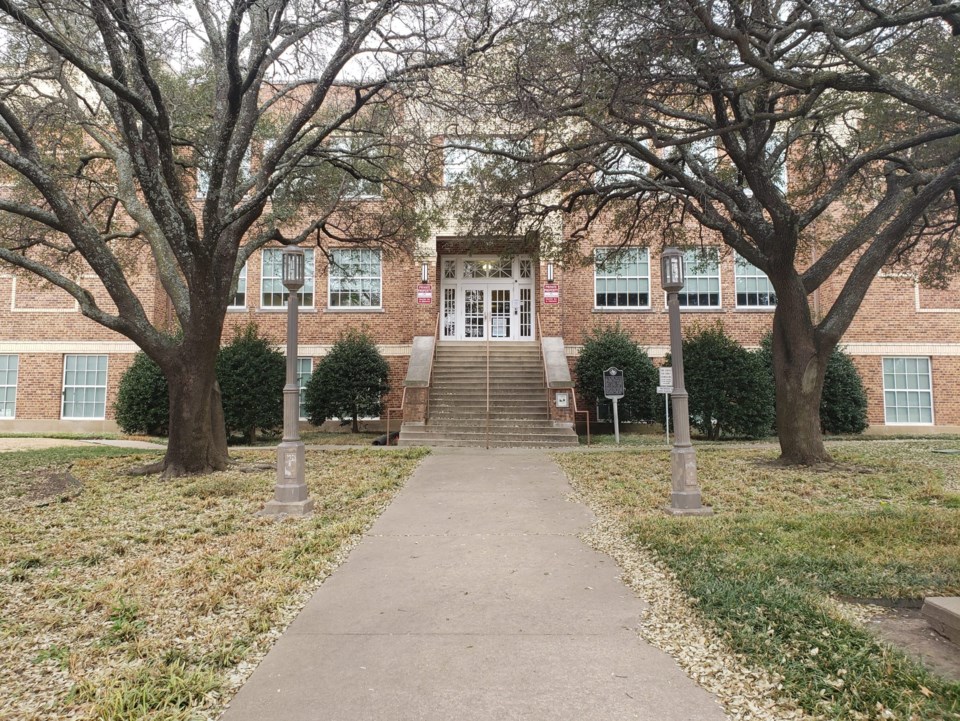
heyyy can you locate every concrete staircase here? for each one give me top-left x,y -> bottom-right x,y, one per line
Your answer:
398,342 -> 579,448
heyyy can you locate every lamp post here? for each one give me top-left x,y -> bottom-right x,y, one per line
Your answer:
661,247 -> 712,516
262,247 -> 314,517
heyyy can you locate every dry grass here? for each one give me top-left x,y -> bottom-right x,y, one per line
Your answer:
0,447 -> 426,721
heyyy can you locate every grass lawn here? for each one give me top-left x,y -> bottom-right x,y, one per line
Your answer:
556,439 -> 960,721
0,445 -> 426,721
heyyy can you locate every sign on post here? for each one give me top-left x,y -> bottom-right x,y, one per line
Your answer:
603,367 -> 625,444
657,366 -> 673,444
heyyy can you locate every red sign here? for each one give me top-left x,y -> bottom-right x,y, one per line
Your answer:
417,283 -> 432,304
544,282 -> 559,305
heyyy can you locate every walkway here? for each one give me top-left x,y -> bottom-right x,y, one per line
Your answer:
219,449 -> 727,721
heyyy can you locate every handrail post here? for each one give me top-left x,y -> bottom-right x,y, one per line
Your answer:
485,312 -> 491,450
427,312 -> 440,425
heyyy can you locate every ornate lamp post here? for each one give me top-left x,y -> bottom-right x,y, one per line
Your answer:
661,247 -> 712,516
262,247 -> 314,517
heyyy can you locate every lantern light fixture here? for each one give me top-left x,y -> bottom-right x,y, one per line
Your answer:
281,247 -> 305,291
660,247 -> 685,293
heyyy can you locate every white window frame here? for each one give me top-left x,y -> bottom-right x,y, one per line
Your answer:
594,247 -> 651,310
882,357 -> 934,426
297,357 -> 312,421
327,248 -> 383,309
0,354 -> 18,418
734,254 -> 777,309
674,248 -> 721,309
196,149 -> 252,199
330,136 -> 382,199
260,248 -> 315,309
61,354 -> 108,420
228,262 -> 248,310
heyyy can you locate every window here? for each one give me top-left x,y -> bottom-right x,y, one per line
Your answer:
594,248 -> 650,309
328,248 -> 382,308
676,248 -> 721,308
883,357 -> 933,424
297,358 -> 312,421
444,137 -> 526,186
330,136 -> 382,199
0,355 -> 17,418
734,254 -> 777,308
62,355 -> 107,419
229,263 -> 247,309
196,149 -> 252,198
261,248 -> 315,308
596,146 -> 648,186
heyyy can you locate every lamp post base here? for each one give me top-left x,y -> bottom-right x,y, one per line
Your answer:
261,441 -> 313,517
665,498 -> 714,516
667,444 -> 712,516
259,498 -> 315,517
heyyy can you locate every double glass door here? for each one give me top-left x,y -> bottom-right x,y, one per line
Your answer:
462,285 -> 513,339
440,255 -> 535,341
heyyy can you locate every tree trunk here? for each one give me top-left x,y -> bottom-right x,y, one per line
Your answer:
771,302 -> 833,465
161,344 -> 230,477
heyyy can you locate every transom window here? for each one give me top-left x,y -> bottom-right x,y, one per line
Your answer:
229,263 -> 247,309
463,258 -> 512,279
297,358 -> 312,421
677,248 -> 721,308
0,355 -> 18,418
594,248 -> 650,309
261,249 -> 315,308
62,354 -> 107,420
883,357 -> 933,424
328,248 -> 382,308
734,254 -> 777,308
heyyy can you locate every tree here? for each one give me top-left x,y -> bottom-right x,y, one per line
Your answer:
574,324 -> 657,423
304,329 -> 389,432
0,0 -> 518,475
114,351 -> 168,436
455,0 -> 960,463
677,323 -> 774,440
217,324 -> 284,444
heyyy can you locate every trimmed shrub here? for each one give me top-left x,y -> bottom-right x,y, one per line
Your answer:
114,352 -> 169,435
676,322 -> 774,439
304,329 -> 390,432
574,324 -> 657,422
759,334 -> 869,435
216,323 -> 285,443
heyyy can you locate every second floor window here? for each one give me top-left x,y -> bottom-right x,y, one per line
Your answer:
594,248 -> 650,309
229,263 -> 247,309
328,248 -> 382,308
261,248 -> 315,308
330,136 -> 382,199
444,137 -> 527,187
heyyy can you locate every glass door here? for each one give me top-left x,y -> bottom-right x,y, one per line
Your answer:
462,286 -> 486,339
490,288 -> 512,339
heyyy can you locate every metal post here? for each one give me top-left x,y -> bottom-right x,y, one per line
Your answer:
665,393 -> 670,445
665,290 -> 711,516
612,397 -> 620,445
262,256 -> 314,517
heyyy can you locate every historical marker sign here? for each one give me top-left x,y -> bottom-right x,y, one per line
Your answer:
603,367 -> 625,399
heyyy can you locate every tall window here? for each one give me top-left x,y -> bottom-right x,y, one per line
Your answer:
228,263 -> 247,309
883,357 -> 933,424
261,248 -> 315,308
594,248 -> 650,309
677,249 -> 721,308
62,355 -> 107,419
734,254 -> 777,308
443,137 -> 527,186
0,355 -> 17,418
328,248 -> 382,308
330,136 -> 382,199
297,358 -> 312,421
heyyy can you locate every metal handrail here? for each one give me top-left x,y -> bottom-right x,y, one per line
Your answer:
485,312 -> 491,449
536,314 -> 590,446
385,386 -> 407,446
426,312 -> 440,425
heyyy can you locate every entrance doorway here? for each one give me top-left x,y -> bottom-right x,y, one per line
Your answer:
440,256 -> 535,341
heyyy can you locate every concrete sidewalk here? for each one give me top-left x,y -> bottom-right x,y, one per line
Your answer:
219,449 -> 726,721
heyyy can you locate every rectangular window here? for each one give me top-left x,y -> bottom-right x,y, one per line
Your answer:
594,248 -> 650,309
677,248 -> 721,308
883,357 -> 933,425
328,248 -> 382,308
62,354 -> 107,419
330,136 -> 382,199
261,248 -> 315,308
735,254 -> 777,308
297,357 -> 312,421
0,355 -> 18,418
443,137 -> 527,186
229,263 -> 247,309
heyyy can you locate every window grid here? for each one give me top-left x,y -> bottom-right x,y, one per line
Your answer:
62,354 -> 108,419
677,249 -> 721,308
261,249 -> 315,308
328,248 -> 382,308
735,255 -> 777,308
229,263 -> 247,309
594,248 -> 650,309
0,355 -> 18,418
883,357 -> 933,425
297,358 -> 312,421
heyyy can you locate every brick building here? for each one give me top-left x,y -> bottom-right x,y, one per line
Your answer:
1,152 -> 958,437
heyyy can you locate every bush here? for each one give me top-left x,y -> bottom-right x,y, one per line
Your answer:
676,322 -> 774,439
759,334 -> 869,435
304,329 -> 390,432
217,323 -> 285,443
574,324 -> 657,422
114,352 -> 169,435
